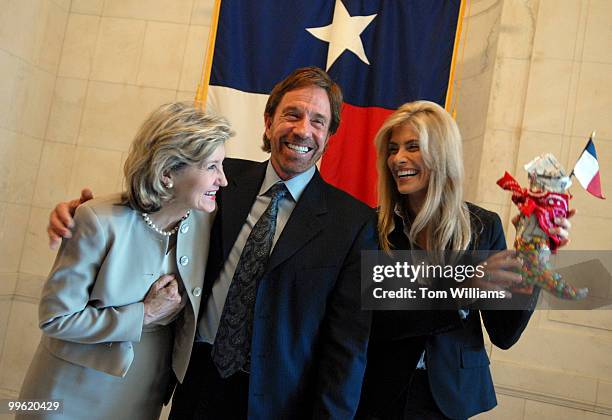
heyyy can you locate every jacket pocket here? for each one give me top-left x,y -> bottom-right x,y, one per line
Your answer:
461,346 -> 490,368
42,336 -> 134,377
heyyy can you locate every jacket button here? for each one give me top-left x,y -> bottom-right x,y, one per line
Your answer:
179,256 -> 189,266
180,224 -> 189,234
192,287 -> 202,297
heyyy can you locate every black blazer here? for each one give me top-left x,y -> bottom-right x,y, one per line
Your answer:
181,159 -> 378,419
360,204 -> 538,419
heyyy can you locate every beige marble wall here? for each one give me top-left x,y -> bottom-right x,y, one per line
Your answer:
0,0 -> 69,401
0,0 -> 215,402
454,0 -> 540,228
465,0 -> 612,418
451,0 -> 504,202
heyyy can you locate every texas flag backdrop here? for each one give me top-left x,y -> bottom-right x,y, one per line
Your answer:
198,0 -> 465,207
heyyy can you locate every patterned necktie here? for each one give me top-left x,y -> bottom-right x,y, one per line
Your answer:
212,182 -> 289,378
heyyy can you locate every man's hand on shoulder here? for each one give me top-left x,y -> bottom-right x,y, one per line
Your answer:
48,188 -> 94,249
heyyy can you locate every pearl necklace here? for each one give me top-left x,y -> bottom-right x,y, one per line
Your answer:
141,210 -> 190,236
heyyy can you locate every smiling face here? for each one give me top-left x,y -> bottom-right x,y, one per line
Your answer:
265,85 -> 331,180
387,123 -> 431,209
169,144 -> 227,213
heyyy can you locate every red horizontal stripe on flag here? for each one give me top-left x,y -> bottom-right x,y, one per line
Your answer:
587,172 -> 605,199
320,103 -> 393,208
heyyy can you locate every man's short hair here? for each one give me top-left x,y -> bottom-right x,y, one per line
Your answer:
261,67 -> 343,152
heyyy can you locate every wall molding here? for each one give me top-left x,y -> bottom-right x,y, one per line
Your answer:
496,385 -> 612,416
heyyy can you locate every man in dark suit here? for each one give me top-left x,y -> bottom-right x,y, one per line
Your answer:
48,67 -> 377,419
174,67 -> 377,419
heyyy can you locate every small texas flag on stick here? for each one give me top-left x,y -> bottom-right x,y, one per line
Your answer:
572,131 -> 605,199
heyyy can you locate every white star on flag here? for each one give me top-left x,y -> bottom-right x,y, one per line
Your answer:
306,0 -> 377,70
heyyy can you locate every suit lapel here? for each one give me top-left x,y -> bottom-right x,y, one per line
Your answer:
266,170 -> 327,273
219,160 -> 267,261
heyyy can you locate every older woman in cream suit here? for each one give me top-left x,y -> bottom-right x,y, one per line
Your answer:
19,103 -> 232,420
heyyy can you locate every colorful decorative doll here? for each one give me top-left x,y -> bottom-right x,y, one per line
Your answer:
497,154 -> 588,300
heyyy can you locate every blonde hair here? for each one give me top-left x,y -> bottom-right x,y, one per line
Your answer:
375,100 -> 471,252
123,102 -> 233,212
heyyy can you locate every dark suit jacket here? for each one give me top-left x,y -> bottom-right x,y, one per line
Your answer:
359,204 -> 538,419
201,159 -> 377,419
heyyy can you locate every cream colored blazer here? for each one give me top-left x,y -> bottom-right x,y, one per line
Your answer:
38,194 -> 212,380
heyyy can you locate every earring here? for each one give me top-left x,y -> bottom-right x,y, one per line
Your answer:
164,181 -> 173,189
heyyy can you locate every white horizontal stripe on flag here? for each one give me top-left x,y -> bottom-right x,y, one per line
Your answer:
574,149 -> 599,189
207,85 -> 270,162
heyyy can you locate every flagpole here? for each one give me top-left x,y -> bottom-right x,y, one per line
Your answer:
195,0 -> 223,110
445,0 -> 470,118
